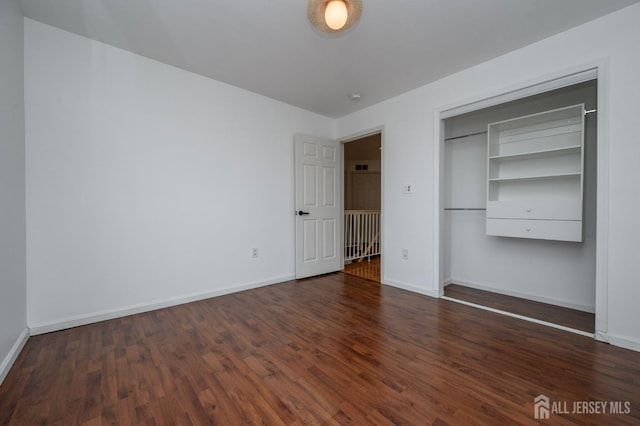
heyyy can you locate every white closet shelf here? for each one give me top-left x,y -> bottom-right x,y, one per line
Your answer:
486,103 -> 585,242
489,145 -> 581,162
489,172 -> 581,183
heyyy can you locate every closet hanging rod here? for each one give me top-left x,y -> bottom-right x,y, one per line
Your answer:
444,131 -> 487,142
445,109 -> 596,142
443,208 -> 486,211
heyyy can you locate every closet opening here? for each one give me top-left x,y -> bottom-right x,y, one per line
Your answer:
440,79 -> 597,335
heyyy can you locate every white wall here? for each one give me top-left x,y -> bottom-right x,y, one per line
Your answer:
336,4 -> 640,349
24,19 -> 333,332
0,0 -> 28,384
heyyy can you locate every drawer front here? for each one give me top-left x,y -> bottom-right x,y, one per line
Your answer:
487,200 -> 582,221
486,218 -> 583,242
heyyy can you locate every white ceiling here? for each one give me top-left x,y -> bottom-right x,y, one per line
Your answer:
19,0 -> 639,118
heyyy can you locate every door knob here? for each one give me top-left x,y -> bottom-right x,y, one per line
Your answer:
298,210 -> 310,216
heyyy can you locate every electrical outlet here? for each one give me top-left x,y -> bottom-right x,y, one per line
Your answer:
251,248 -> 259,258
402,248 -> 409,260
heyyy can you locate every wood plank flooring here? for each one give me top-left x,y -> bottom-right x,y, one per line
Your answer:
1,273 -> 639,425
342,256 -> 380,282
444,283 -> 595,333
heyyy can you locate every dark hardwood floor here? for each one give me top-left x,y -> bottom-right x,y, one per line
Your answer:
444,283 -> 595,333
1,273 -> 638,425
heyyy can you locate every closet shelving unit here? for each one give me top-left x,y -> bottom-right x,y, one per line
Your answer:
486,104 -> 585,242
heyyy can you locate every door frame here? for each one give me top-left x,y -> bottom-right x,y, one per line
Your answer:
340,127 -> 385,281
433,60 -> 610,341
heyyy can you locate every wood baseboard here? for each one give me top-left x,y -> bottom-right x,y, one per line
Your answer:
0,327 -> 29,386
29,275 -> 294,335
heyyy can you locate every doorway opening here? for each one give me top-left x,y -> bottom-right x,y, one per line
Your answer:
342,132 -> 382,282
439,78 -> 598,335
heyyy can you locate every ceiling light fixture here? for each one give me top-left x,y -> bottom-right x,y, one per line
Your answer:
307,0 -> 363,34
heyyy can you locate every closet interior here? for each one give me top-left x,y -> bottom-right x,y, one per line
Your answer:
441,80 -> 597,333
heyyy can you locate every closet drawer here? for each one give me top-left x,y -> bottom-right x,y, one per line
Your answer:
487,200 -> 582,220
486,218 -> 583,242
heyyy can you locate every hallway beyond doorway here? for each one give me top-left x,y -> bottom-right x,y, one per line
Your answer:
343,256 -> 380,282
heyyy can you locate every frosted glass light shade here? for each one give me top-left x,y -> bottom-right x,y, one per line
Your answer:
307,0 -> 363,34
325,1 -> 348,30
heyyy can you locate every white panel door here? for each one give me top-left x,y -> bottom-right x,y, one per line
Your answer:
295,134 -> 342,279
